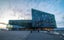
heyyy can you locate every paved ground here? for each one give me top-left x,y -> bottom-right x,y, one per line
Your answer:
26,31 -> 64,40
0,31 -> 64,40
0,31 -> 30,40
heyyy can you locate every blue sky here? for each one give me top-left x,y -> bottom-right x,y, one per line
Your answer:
0,0 -> 64,28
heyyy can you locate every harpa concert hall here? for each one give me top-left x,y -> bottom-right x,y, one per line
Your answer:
8,9 -> 57,31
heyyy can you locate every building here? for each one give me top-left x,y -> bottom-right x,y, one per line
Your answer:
32,9 -> 56,30
8,9 -> 57,30
8,20 -> 32,30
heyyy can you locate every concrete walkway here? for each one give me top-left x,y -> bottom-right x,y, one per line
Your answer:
0,31 -> 63,40
0,31 -> 30,40
25,31 -> 63,40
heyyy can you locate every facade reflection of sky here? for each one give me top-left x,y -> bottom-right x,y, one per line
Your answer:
0,0 -> 64,28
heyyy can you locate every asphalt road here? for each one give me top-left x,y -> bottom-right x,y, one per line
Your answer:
0,31 -> 64,40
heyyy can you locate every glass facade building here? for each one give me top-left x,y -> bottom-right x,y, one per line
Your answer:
8,20 -> 32,30
9,20 -> 32,28
8,9 -> 57,30
32,9 -> 56,28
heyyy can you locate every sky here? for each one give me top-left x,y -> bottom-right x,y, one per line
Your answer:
0,0 -> 64,28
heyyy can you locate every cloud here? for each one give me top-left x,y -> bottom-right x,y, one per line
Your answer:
0,0 -> 64,28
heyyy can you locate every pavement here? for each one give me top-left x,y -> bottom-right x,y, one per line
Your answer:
0,31 -> 30,40
0,31 -> 64,40
26,31 -> 63,40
